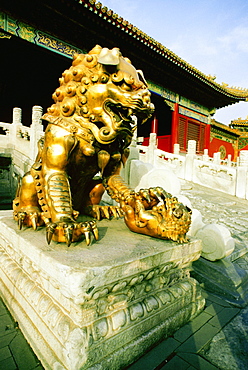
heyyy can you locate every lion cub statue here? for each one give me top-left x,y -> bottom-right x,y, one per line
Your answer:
13,45 -> 191,246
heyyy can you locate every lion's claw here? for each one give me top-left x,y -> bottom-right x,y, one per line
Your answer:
109,206 -> 117,219
102,206 -> 110,219
46,223 -> 57,245
79,222 -> 92,246
63,224 -> 74,247
14,207 -> 98,247
17,212 -> 26,230
137,187 -> 172,208
45,219 -> 98,247
88,220 -> 99,241
88,205 -> 124,220
30,213 -> 39,230
14,208 -> 44,230
109,206 -> 124,219
137,189 -> 151,203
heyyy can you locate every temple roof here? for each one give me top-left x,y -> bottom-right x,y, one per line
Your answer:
2,0 -> 248,110
230,118 -> 248,127
211,119 -> 240,137
83,0 -> 248,99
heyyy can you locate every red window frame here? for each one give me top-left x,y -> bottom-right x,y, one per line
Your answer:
178,115 -> 206,153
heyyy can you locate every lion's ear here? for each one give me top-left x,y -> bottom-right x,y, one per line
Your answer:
98,47 -> 120,66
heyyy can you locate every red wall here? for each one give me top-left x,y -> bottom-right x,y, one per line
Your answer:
141,137 -> 149,146
157,135 -> 171,152
209,138 -> 235,160
140,135 -> 171,152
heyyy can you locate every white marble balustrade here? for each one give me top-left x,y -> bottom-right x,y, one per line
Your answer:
0,106 -> 44,177
136,134 -> 248,200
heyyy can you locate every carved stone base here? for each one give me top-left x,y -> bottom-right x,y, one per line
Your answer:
0,211 -> 204,370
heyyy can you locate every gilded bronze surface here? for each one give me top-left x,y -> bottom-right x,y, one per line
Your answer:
13,45 -> 191,246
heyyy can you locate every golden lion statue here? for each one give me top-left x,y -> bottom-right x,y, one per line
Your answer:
13,45 -> 191,246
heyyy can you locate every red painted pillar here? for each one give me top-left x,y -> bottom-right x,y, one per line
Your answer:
171,103 -> 179,152
151,116 -> 158,134
204,123 -> 211,150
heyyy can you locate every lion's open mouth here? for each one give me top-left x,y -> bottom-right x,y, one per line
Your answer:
104,100 -> 151,128
105,101 -> 134,123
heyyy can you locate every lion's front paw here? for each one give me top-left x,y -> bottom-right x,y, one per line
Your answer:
86,205 -> 124,220
46,219 -> 98,247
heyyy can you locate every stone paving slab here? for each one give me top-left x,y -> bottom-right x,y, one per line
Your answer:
127,289 -> 244,370
176,322 -> 220,353
0,356 -> 17,370
0,297 -> 42,370
181,181 -> 248,257
173,311 -> 212,343
207,307 -> 240,329
182,181 -> 248,307
177,353 -> 219,370
160,354 -> 191,369
125,337 -> 181,370
201,305 -> 248,370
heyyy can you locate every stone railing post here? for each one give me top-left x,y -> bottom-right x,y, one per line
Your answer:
213,152 -> 221,164
147,132 -> 157,165
202,148 -> 209,162
227,154 -> 232,166
185,140 -> 196,181
187,140 -> 196,155
236,150 -> 248,199
32,105 -> 43,126
9,107 -> 22,147
173,143 -> 180,155
239,150 -> 248,167
121,121 -> 139,184
12,107 -> 22,125
30,106 -> 43,161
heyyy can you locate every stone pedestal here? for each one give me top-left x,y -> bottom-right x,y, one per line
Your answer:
0,210 -> 204,370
